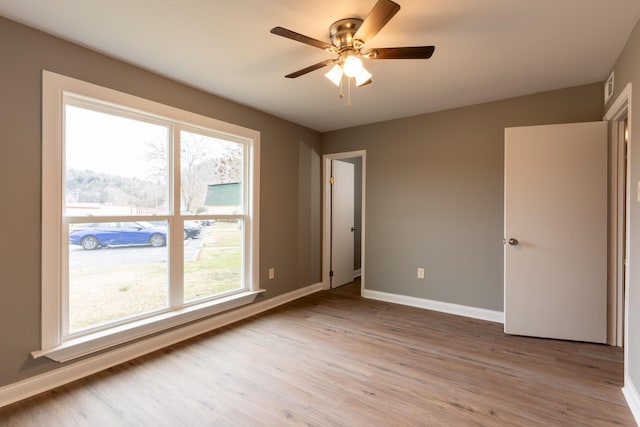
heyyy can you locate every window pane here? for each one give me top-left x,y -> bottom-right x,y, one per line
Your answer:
184,219 -> 243,303
180,130 -> 243,215
67,220 -> 169,332
65,104 -> 170,217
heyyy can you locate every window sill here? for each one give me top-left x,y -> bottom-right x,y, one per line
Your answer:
32,289 -> 265,363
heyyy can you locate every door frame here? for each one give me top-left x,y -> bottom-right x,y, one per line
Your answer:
322,150 -> 366,291
604,82 -> 632,349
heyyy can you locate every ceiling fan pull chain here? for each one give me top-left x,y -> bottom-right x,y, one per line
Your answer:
347,78 -> 352,107
339,75 -> 344,99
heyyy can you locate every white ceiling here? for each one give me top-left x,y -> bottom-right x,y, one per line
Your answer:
1,0 -> 639,132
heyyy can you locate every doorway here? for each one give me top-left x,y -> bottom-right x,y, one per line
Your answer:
322,151 -> 366,291
604,83 -> 632,348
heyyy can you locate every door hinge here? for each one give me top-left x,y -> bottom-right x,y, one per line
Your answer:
329,270 -> 334,277
329,176 -> 334,185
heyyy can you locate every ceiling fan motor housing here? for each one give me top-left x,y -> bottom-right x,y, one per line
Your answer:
329,18 -> 364,52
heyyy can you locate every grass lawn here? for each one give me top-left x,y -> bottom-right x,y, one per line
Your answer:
69,222 -> 242,332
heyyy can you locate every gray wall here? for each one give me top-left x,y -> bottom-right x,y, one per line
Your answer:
0,16 -> 321,387
607,16 -> 640,396
322,84 -> 603,311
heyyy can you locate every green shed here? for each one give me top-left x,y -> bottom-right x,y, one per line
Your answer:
205,182 -> 241,206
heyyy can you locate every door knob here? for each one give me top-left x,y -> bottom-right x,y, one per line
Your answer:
508,238 -> 519,246
351,227 -> 356,232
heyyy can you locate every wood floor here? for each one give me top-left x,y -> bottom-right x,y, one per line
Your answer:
0,281 -> 635,426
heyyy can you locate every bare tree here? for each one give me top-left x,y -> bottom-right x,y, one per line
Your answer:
145,139 -> 169,182
182,134 -> 245,212
180,135 -> 210,213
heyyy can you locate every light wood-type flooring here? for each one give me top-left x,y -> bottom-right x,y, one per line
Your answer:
0,281 -> 635,426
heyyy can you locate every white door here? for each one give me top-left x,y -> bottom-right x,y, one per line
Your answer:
504,121 -> 607,343
331,160 -> 355,288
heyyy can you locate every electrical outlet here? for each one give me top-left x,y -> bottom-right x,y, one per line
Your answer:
417,268 -> 425,279
269,268 -> 275,280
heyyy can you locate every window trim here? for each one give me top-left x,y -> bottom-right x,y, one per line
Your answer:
38,70 -> 261,362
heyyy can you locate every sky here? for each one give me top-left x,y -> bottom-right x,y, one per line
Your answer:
65,105 -> 235,181
65,105 -> 167,180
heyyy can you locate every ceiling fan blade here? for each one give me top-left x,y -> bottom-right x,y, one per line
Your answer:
353,0 -> 401,43
285,59 -> 336,78
365,46 -> 435,59
270,27 -> 333,50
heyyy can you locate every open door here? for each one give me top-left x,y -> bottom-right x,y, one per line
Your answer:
504,121 -> 607,343
330,159 -> 355,288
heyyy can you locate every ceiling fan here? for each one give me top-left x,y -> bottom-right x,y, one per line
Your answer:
270,0 -> 435,96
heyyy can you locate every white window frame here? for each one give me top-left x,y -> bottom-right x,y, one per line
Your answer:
37,70 -> 261,362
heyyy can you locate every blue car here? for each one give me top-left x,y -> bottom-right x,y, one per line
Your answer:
69,221 -> 167,250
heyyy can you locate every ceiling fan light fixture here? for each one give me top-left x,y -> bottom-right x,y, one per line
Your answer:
355,67 -> 373,87
324,64 -> 344,86
272,0 -> 436,102
342,55 -> 363,78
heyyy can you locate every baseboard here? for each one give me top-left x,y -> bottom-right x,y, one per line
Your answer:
623,375 -> 640,425
0,282 -> 323,408
362,289 -> 504,324
353,269 -> 362,279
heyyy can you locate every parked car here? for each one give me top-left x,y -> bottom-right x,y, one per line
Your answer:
147,220 -> 202,240
184,221 -> 202,240
69,221 -> 167,250
180,211 -> 214,227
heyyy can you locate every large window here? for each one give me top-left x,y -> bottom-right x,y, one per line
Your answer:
38,71 -> 260,362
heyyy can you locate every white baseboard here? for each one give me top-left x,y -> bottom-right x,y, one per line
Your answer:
362,289 -> 504,324
353,269 -> 362,278
623,375 -> 640,425
0,282 -> 323,408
